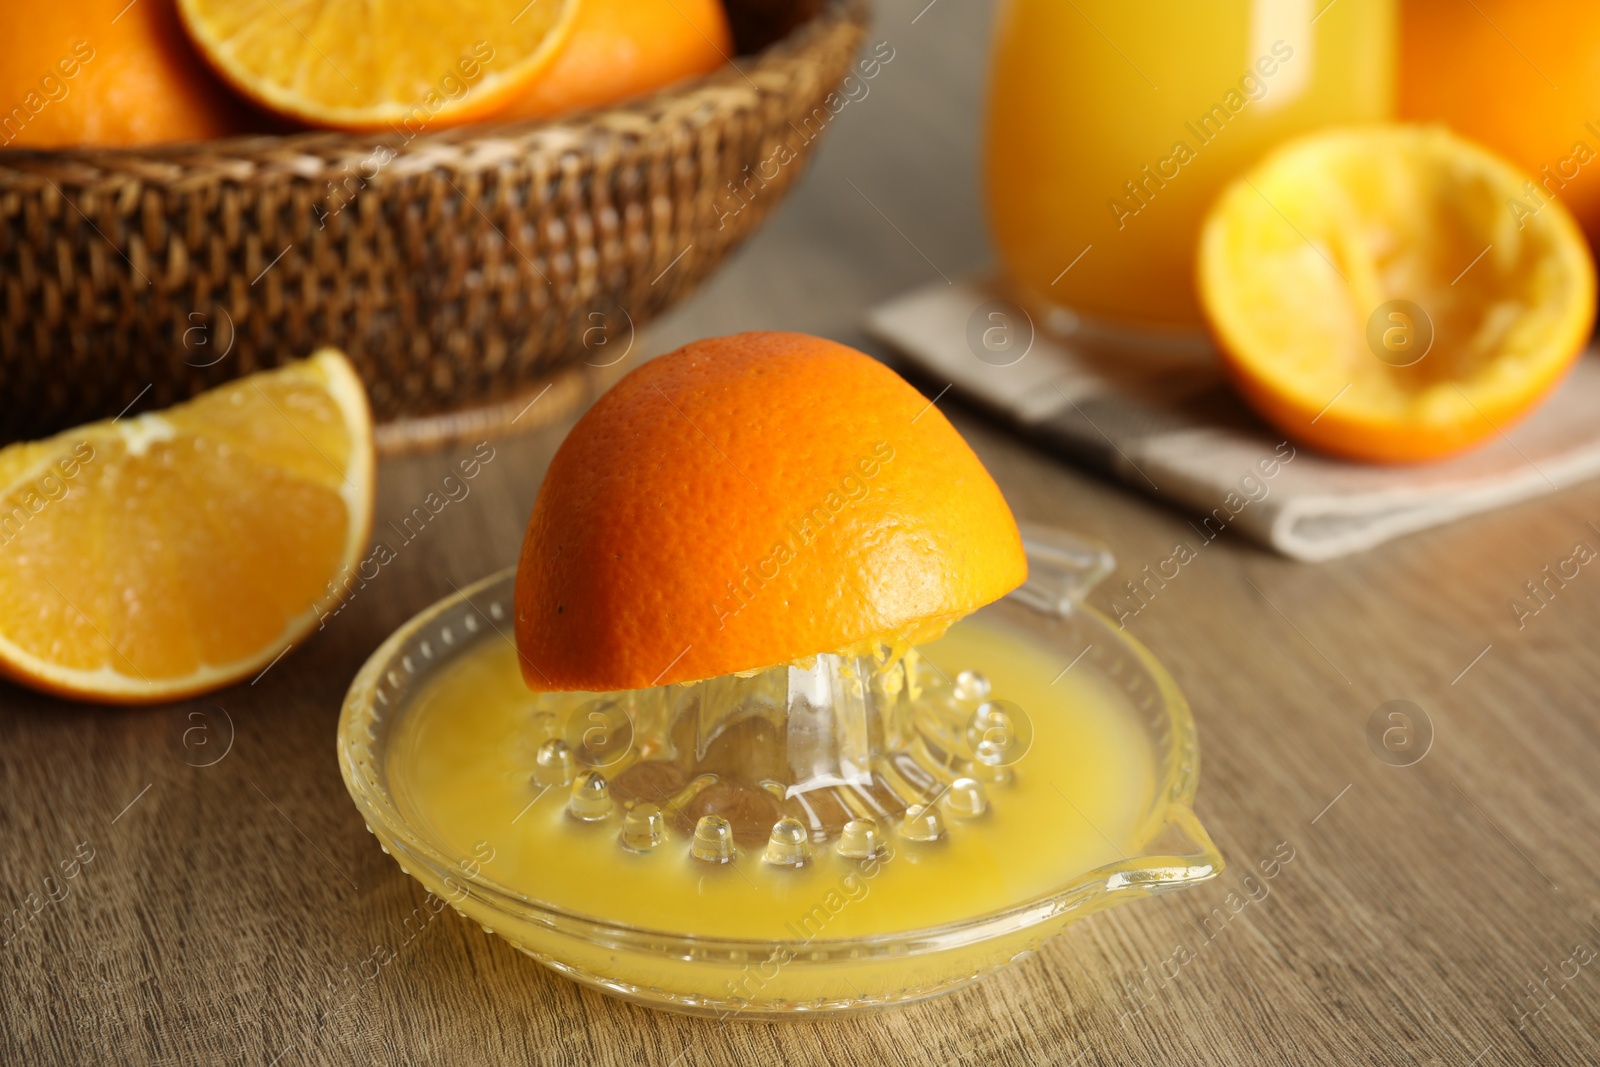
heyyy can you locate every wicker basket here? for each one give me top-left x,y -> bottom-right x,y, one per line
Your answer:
0,0 -> 867,447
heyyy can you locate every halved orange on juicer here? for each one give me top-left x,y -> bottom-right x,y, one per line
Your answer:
1198,124 -> 1596,464
514,331 -> 1029,692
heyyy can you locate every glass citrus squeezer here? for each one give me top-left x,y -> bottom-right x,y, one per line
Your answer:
337,525 -> 1221,1016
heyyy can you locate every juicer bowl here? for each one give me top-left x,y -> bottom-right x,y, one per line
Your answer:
336,526 -> 1223,1016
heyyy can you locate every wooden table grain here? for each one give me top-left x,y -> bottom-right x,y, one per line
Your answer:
5,2 -> 1600,1064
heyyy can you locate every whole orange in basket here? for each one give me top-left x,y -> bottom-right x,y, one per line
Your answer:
177,0 -> 579,130
1198,125 -> 1596,464
1401,0 -> 1600,248
515,331 -> 1028,692
0,351 -> 374,704
495,0 -> 732,121
0,0 -> 251,148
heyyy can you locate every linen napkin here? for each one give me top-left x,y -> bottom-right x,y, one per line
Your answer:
866,278 -> 1600,562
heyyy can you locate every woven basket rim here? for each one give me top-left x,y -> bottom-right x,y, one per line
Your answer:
0,0 -> 872,446
0,0 -> 868,183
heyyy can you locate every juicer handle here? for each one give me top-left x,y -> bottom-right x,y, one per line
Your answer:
1012,523 -> 1116,615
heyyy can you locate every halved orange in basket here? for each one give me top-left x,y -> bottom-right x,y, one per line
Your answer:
0,351 -> 374,705
1198,125 -> 1597,464
176,0 -> 579,130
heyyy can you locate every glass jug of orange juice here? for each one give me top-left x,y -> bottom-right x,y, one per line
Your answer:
986,0 -> 1395,337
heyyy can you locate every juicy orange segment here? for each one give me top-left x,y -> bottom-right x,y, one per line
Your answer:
0,350 -> 374,704
1198,124 -> 1597,463
175,0 -> 579,129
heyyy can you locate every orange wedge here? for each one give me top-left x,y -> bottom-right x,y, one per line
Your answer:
0,351 -> 374,705
1198,125 -> 1597,464
175,0 -> 579,130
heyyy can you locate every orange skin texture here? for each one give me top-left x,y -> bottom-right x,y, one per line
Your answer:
495,0 -> 731,121
0,0 -> 252,148
1401,0 -> 1600,249
515,332 -> 1028,693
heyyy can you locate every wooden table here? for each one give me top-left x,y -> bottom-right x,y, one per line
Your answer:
5,2 -> 1598,1063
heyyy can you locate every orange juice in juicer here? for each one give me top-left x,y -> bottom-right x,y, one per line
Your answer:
338,333 -> 1222,1014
